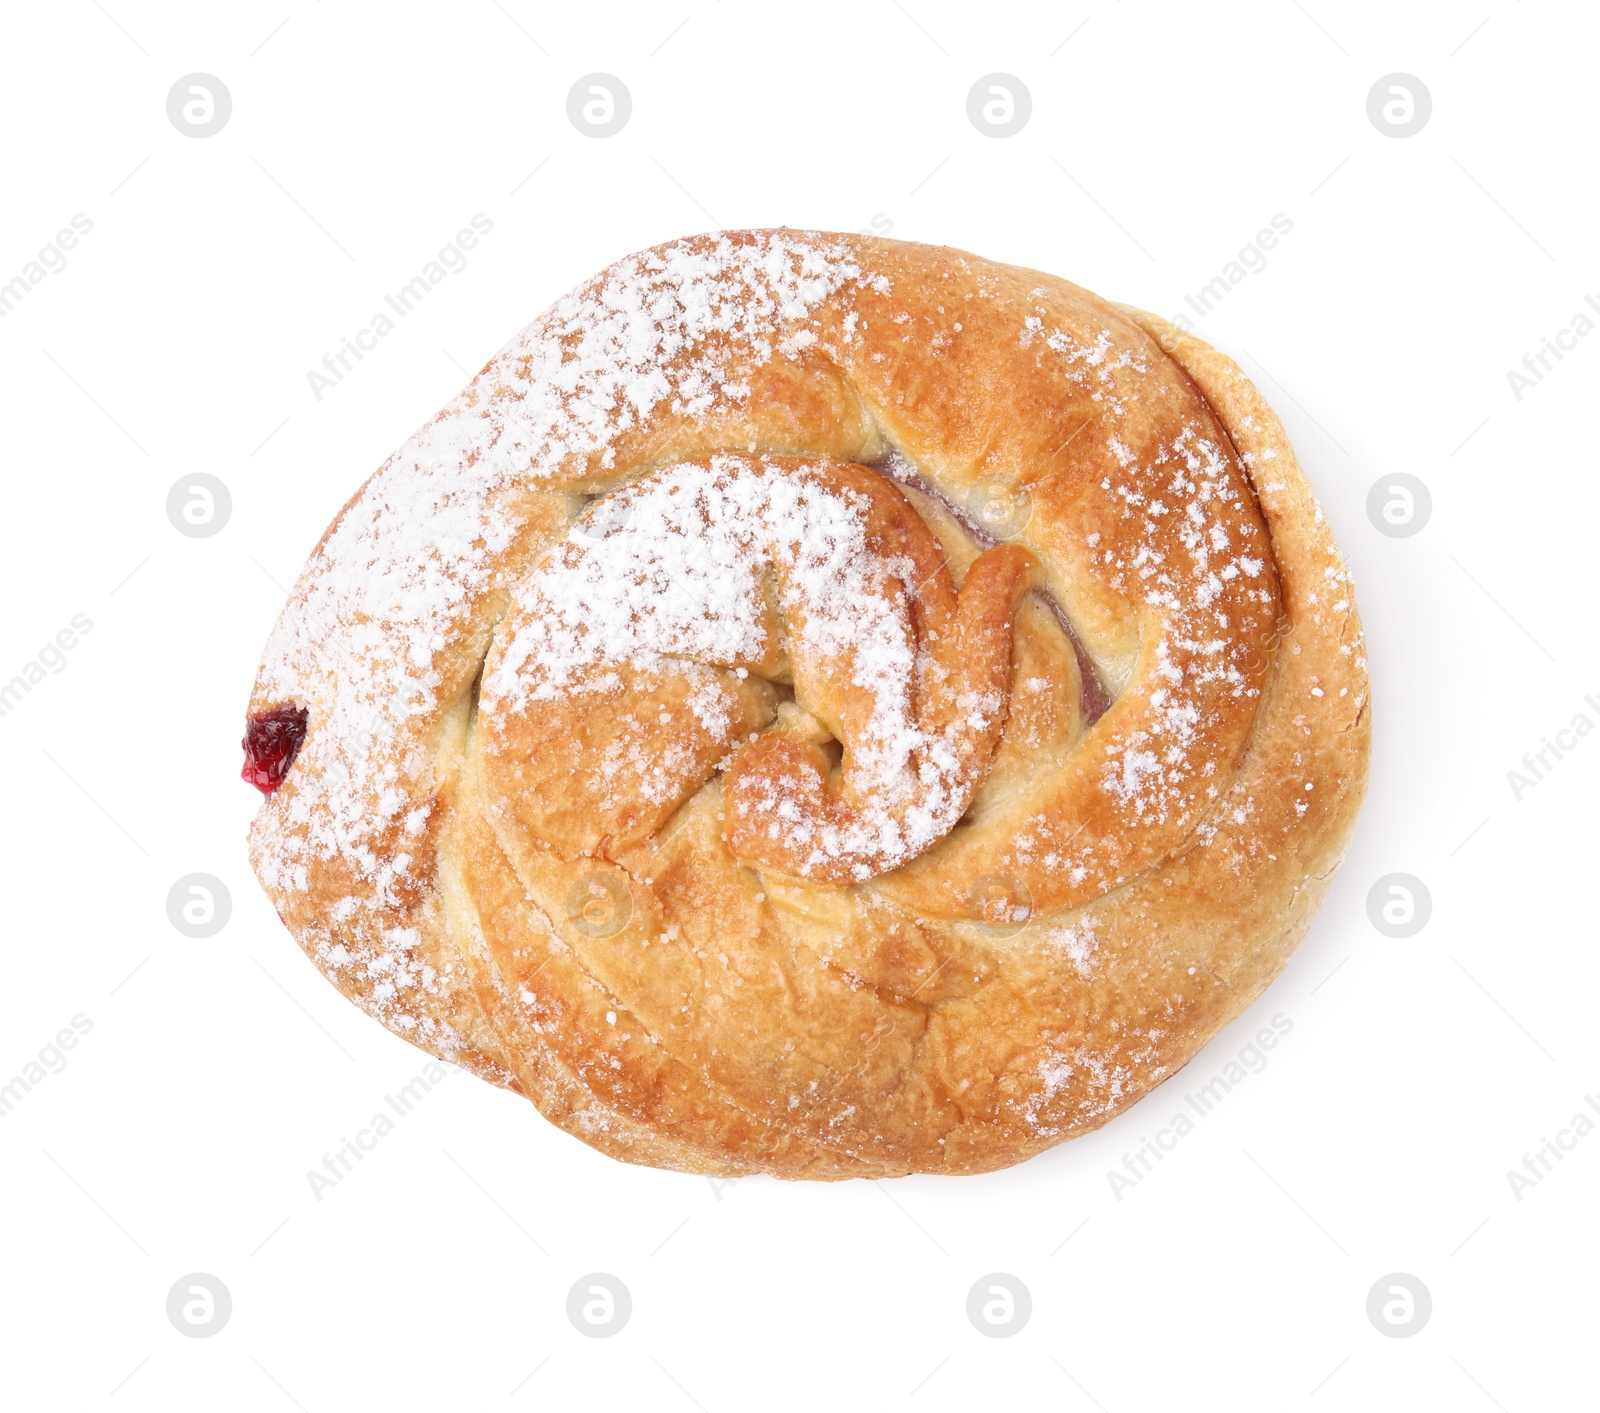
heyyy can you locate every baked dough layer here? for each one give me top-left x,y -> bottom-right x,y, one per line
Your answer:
245,232 -> 1369,1178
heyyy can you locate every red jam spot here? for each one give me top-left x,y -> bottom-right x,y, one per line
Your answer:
242,706 -> 309,796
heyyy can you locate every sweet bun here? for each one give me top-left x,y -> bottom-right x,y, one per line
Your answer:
243,231 -> 1369,1178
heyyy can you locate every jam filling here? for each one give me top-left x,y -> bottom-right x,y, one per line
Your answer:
241,705 -> 309,796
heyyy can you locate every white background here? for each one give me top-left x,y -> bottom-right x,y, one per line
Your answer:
1,1 -> 1595,1408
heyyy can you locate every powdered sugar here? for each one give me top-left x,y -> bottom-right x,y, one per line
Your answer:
483,454 -> 998,877
1088,425 -> 1276,828
253,234 -> 866,900
1046,916 -> 1099,976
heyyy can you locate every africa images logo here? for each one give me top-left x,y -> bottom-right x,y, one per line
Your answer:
305,216 -> 494,401
1106,1015 -> 1294,1198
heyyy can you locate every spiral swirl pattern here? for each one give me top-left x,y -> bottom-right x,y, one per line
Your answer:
245,231 -> 1368,1178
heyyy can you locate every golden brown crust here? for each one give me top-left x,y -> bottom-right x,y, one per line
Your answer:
244,233 -> 1369,1178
